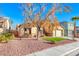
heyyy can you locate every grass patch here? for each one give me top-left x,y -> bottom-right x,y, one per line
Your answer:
42,37 -> 65,43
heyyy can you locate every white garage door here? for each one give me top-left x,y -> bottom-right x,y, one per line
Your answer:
56,30 -> 62,37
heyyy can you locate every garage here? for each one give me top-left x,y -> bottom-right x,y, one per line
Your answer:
53,28 -> 64,37
56,30 -> 62,37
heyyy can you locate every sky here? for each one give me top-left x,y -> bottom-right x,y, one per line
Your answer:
0,3 -> 79,29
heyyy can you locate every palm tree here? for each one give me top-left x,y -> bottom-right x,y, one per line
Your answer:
71,16 -> 79,38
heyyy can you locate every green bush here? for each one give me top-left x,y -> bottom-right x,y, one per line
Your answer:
0,32 -> 15,43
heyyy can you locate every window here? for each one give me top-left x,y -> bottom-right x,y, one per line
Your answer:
0,25 -> 2,28
24,28 -> 27,31
70,24 -> 73,26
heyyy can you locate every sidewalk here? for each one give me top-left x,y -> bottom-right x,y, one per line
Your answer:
27,41 -> 79,56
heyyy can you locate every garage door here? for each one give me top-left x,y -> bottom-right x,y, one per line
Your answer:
56,30 -> 62,37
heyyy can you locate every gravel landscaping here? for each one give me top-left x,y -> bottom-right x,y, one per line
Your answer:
0,38 -> 76,56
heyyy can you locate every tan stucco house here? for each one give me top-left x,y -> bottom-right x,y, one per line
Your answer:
0,17 -> 10,34
52,17 -> 64,37
16,22 -> 37,37
16,17 -> 64,37
40,17 -> 64,37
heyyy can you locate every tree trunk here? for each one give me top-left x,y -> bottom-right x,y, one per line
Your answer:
73,21 -> 76,40
36,4 -> 41,40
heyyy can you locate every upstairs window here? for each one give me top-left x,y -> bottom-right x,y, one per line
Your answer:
0,25 -> 2,28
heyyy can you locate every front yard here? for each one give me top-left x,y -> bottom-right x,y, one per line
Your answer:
0,37 -> 76,56
0,32 -> 76,56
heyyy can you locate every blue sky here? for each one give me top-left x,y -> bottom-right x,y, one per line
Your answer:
0,3 -> 79,29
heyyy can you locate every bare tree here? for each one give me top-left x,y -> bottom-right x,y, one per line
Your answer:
34,4 -> 48,40
45,4 -> 71,20
21,3 -> 33,23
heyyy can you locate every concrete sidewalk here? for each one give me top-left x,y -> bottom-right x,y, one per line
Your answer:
27,41 -> 79,56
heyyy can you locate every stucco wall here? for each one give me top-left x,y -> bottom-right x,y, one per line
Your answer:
0,28 -> 4,33
0,17 -> 10,33
60,22 -> 74,36
19,28 -> 24,36
68,22 -> 74,31
31,27 -> 37,37
53,29 -> 64,37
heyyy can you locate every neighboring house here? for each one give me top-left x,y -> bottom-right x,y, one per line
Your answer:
76,26 -> 79,33
76,26 -> 79,37
0,17 -> 10,33
60,21 -> 74,37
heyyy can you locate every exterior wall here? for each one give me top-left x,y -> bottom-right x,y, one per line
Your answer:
76,27 -> 79,33
19,28 -> 24,37
68,22 -> 74,31
5,19 -> 10,30
31,27 -> 37,37
17,26 -> 37,37
64,30 -> 68,36
0,17 -> 10,33
1,17 -> 10,30
76,27 -> 79,37
68,30 -> 74,37
0,28 -> 4,34
68,22 -> 74,37
53,30 -> 55,37
60,22 -> 74,37
60,22 -> 68,36
39,28 -> 44,36
53,29 -> 64,37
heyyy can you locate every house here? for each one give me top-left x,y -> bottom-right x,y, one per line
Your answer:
76,26 -> 79,37
16,22 -> 37,37
40,19 -> 53,36
16,17 -> 64,37
39,17 -> 64,37
16,14 -> 43,37
76,26 -> 79,33
0,17 -> 10,33
60,21 -> 74,37
52,17 -> 64,37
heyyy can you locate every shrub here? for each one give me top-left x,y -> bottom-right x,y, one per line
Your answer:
0,32 -> 15,43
